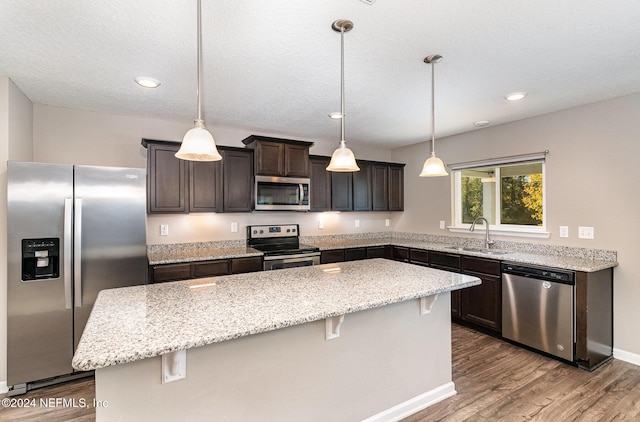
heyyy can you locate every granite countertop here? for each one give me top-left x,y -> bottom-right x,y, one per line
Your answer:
72,259 -> 480,371
305,237 -> 617,273
147,234 -> 617,273
147,246 -> 262,265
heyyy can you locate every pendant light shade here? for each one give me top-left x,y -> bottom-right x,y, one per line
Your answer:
419,54 -> 448,177
175,0 -> 222,162
327,19 -> 360,172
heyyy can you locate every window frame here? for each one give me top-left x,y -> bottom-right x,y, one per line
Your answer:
449,152 -> 550,239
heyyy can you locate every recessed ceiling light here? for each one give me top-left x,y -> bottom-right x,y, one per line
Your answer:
134,76 -> 161,88
505,92 -> 527,101
328,112 -> 343,119
473,120 -> 491,127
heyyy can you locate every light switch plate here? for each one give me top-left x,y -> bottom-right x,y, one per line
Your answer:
559,226 -> 569,238
385,219 -> 390,227
578,226 -> 594,239
355,219 -> 360,228
439,220 -> 446,230
160,225 -> 169,236
318,219 -> 324,229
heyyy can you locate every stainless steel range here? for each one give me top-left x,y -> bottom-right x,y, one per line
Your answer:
247,224 -> 320,270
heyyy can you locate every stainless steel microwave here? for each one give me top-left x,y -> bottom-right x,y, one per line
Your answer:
255,176 -> 310,211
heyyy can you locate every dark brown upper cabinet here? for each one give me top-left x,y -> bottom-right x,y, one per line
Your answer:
331,171 -> 353,211
221,148 -> 254,212
309,155 -> 405,212
353,162 -> 372,211
143,139 -> 253,214
372,164 -> 389,211
241,135 -> 313,177
388,164 -> 404,211
189,160 -> 223,213
309,155 -> 332,212
144,140 -> 188,213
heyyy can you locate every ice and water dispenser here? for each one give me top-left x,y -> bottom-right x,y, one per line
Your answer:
21,238 -> 60,281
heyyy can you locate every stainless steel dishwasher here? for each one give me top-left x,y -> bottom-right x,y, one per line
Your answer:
502,262 -> 575,362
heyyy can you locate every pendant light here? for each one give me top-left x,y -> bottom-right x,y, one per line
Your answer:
326,20 -> 360,172
419,54 -> 448,177
175,0 -> 222,162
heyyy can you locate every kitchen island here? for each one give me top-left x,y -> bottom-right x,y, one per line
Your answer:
73,259 -> 480,421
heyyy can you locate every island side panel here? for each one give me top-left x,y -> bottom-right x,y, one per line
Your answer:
94,293 -> 454,422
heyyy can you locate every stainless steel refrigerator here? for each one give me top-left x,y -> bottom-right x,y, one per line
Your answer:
7,161 -> 147,395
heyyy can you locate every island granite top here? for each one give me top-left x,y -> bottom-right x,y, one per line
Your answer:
72,258 -> 480,371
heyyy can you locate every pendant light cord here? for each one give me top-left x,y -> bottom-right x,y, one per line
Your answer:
340,25 -> 346,144
430,60 -> 435,155
196,0 -> 203,123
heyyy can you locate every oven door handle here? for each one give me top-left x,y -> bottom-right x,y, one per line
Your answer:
263,252 -> 321,261
299,184 -> 304,205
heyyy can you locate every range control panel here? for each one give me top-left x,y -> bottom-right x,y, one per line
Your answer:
248,224 -> 299,239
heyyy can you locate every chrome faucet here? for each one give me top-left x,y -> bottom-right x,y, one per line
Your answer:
470,217 -> 495,249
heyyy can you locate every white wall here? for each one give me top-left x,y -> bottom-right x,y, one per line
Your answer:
392,92 -> 640,359
1,77 -> 34,389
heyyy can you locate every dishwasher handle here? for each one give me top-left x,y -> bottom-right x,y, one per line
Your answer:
502,262 -> 575,284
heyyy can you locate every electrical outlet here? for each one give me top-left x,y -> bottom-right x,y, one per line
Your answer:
355,219 -> 360,228
160,225 -> 169,236
439,220 -> 445,230
559,226 -> 569,238
231,222 -> 238,233
385,219 -> 390,227
318,219 -> 324,229
578,226 -> 594,239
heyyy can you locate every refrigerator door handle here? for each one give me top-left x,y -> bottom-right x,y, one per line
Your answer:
74,198 -> 83,308
64,198 -> 73,309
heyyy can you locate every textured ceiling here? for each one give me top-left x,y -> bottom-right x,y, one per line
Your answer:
1,0 -> 639,149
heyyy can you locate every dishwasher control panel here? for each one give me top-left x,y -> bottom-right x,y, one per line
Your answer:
502,263 -> 574,284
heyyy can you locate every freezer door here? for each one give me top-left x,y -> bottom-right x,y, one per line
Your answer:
73,166 -> 147,351
7,162 -> 74,386
502,273 -> 574,361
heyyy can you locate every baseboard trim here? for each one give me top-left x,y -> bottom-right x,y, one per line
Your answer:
362,381 -> 457,422
0,381 -> 8,394
614,348 -> 640,367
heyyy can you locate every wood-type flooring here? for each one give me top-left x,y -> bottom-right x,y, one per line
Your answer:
404,324 -> 640,421
1,324 -> 638,421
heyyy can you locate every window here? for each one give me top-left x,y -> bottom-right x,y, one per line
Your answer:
451,152 -> 548,237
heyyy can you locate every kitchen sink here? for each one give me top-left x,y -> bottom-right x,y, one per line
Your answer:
444,246 -> 509,256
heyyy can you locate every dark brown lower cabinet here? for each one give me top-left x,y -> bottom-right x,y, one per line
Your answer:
459,256 -> 502,333
194,260 -> 229,278
409,248 -> 429,267
150,263 -> 192,283
366,246 -> 386,259
150,256 -> 263,283
390,246 -> 409,262
320,249 -> 345,264
230,256 -> 263,274
321,246 -> 389,264
344,248 -> 367,261
428,252 -> 501,334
